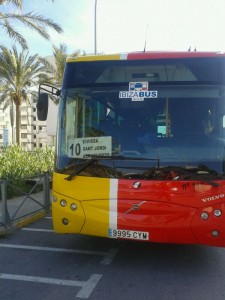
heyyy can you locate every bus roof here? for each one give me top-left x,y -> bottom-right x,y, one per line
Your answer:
66,51 -> 225,63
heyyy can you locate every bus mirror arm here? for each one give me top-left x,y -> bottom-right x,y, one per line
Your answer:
39,83 -> 60,96
37,83 -> 60,121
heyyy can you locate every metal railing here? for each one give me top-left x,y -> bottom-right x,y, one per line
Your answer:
0,172 -> 51,233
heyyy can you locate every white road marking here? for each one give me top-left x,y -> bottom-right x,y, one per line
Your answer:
100,247 -> 119,265
0,243 -> 118,265
0,273 -> 102,299
21,228 -> 54,232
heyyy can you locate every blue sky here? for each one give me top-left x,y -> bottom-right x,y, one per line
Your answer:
1,0 -> 225,56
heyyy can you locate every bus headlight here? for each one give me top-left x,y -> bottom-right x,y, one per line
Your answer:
62,218 -> 69,225
60,199 -> 67,207
214,209 -> 222,217
201,212 -> 209,220
70,203 -> 78,211
211,230 -> 219,237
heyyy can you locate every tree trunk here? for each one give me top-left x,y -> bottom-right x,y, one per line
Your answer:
15,103 -> 21,146
10,101 -> 15,144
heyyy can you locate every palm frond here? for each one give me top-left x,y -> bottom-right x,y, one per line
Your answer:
0,0 -> 22,9
4,12 -> 63,35
0,15 -> 28,48
0,7 -> 63,48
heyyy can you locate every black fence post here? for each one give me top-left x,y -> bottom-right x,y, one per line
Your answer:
43,172 -> 51,212
0,179 -> 11,229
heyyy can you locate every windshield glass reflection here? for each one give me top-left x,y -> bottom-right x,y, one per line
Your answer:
55,85 -> 225,178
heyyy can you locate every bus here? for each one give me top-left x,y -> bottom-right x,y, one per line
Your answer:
37,51 -> 225,247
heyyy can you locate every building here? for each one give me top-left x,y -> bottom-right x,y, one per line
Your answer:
0,96 -> 57,150
0,104 -> 11,147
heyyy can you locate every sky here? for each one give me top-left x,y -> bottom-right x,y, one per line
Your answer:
1,0 -> 225,56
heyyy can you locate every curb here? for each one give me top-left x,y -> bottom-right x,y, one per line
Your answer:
0,211 -> 47,237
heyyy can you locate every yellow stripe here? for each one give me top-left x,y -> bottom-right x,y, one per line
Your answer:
66,54 -> 121,63
52,172 -> 111,237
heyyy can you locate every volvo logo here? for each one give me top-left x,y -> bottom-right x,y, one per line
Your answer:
124,201 -> 146,214
202,194 -> 225,203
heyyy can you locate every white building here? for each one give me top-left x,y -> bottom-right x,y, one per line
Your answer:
0,96 -> 57,150
0,105 -> 11,147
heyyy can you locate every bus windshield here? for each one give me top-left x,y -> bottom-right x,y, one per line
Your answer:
55,57 -> 225,179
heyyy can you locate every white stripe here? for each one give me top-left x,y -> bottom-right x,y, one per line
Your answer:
120,53 -> 128,60
0,273 -> 102,299
77,274 -> 102,298
100,247 -> 119,265
109,179 -> 118,229
0,243 -> 118,265
21,228 -> 54,232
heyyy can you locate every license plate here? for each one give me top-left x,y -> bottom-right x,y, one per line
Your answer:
108,228 -> 149,240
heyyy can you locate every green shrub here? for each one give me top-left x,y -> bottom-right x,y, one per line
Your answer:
0,146 -> 54,179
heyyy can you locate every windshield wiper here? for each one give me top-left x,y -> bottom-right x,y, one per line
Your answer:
162,166 -> 221,187
65,155 -> 159,181
65,158 -> 97,181
65,158 -> 222,186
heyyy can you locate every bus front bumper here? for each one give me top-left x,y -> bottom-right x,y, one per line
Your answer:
52,193 -> 225,247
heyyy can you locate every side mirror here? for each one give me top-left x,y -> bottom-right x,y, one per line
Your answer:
37,93 -> 49,121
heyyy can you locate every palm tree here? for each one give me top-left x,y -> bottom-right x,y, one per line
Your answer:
39,44 -> 82,106
42,43 -> 81,87
0,0 -> 63,49
0,45 -> 51,145
49,43 -> 70,87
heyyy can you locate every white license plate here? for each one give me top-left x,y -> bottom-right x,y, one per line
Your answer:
109,228 -> 149,240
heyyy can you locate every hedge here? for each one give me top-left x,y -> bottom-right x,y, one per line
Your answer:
0,146 -> 54,179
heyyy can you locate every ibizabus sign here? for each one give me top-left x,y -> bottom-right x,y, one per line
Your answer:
119,82 -> 158,101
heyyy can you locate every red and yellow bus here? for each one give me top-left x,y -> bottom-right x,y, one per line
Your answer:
38,51 -> 225,247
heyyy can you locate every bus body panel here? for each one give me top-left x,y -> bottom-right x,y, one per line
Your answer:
66,51 -> 225,63
191,203 -> 225,247
52,173 -> 111,234
52,195 -> 85,233
52,173 -> 225,246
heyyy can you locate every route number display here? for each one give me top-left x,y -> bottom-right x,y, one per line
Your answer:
68,136 -> 112,158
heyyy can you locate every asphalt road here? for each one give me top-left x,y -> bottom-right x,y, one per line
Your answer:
0,215 -> 225,300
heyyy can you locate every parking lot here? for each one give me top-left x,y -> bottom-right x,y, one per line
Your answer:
1,214 -> 225,299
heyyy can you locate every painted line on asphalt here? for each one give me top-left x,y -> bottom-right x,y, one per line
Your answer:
0,243 -> 118,265
0,273 -> 102,299
21,228 -> 54,232
100,247 -> 119,265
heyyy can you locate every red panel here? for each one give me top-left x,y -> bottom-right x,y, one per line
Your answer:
117,199 -> 197,244
117,180 -> 225,208
116,179 -> 225,246
127,51 -> 225,60
191,203 -> 225,247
